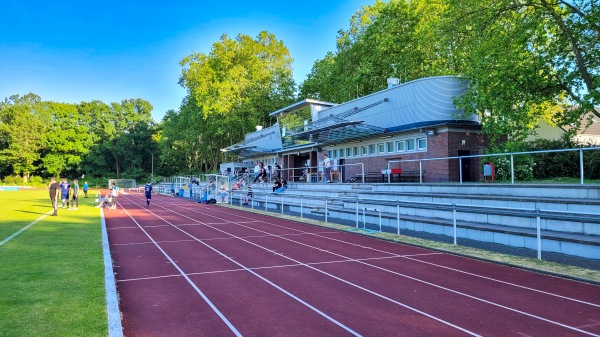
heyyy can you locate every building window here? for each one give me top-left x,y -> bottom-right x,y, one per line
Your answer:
386,141 -> 394,153
406,139 -> 415,151
327,150 -> 332,158
333,149 -> 339,158
346,148 -> 352,157
361,146 -> 368,155
378,143 -> 385,154
417,137 -> 427,150
353,147 -> 359,156
396,140 -> 405,152
368,144 -> 375,154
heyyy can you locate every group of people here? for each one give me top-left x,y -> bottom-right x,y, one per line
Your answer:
96,182 -> 119,209
48,178 -> 89,216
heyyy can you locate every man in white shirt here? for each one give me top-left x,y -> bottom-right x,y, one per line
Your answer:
323,154 -> 331,183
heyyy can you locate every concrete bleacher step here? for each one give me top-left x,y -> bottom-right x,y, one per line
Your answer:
227,181 -> 600,259
310,205 -> 600,259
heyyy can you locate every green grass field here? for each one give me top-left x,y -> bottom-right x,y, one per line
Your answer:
0,189 -> 107,337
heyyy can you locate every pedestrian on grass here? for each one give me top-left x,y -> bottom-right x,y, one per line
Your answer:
49,177 -> 60,216
83,181 -> 89,198
70,179 -> 79,210
59,178 -> 70,208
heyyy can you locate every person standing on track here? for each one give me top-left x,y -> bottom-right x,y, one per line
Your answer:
49,177 -> 60,216
145,182 -> 153,207
111,182 -> 118,209
59,178 -> 70,208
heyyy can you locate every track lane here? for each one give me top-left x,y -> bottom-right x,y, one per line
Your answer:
152,197 -> 600,336
112,194 -> 600,336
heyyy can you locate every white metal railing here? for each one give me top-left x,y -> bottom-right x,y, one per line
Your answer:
387,146 -> 600,184
227,190 -> 600,261
278,162 -> 365,183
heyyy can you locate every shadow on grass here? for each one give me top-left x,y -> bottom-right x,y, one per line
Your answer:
17,210 -> 48,215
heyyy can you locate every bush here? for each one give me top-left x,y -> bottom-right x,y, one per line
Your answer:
3,175 -> 24,185
487,155 -> 535,182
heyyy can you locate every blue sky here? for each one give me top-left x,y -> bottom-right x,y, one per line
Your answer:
0,0 -> 374,121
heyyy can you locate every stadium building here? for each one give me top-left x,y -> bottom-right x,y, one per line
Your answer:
221,75 -> 489,183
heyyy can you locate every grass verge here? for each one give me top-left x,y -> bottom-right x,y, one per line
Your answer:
229,205 -> 600,284
0,189 -> 107,337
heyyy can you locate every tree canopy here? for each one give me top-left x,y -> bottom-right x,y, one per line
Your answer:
300,0 -> 599,146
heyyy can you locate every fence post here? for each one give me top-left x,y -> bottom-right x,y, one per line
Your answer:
459,157 -> 463,184
580,148 -> 584,185
356,202 -> 359,228
536,208 -> 542,260
378,209 -> 382,232
265,193 -> 268,211
510,154 -> 515,184
397,201 -> 400,235
325,196 -> 328,223
419,161 -> 423,184
453,203 -> 457,245
281,195 -> 284,214
300,195 -> 303,218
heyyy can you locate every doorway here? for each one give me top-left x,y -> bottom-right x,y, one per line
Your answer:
458,150 -> 471,182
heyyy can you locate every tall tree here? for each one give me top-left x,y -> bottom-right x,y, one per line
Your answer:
442,0 -> 600,144
0,93 -> 48,181
300,0 -> 452,102
174,31 -> 296,171
41,101 -> 95,177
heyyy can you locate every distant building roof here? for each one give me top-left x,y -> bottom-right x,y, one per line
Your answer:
268,99 -> 337,117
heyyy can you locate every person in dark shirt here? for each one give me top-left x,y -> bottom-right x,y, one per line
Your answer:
59,178 -> 70,208
48,177 -> 60,216
272,178 -> 282,192
144,182 -> 153,207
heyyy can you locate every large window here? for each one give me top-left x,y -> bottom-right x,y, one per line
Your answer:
353,147 -> 359,156
417,138 -> 427,150
368,144 -> 375,154
346,148 -> 352,157
396,140 -> 405,152
386,141 -> 394,153
378,143 -> 385,154
406,139 -> 415,151
361,146 -> 368,155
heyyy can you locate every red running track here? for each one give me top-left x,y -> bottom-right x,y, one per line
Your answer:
104,193 -> 600,337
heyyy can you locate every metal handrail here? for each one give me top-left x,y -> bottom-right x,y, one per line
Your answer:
387,146 -> 600,185
227,189 -> 600,261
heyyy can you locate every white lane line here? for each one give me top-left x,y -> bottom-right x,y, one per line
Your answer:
101,208 -> 124,337
118,206 -> 244,337
0,210 -> 52,247
120,196 -> 364,337
208,205 -> 600,308
132,197 -> 479,337
176,203 -> 600,336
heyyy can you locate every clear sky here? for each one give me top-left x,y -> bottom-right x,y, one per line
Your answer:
0,0 -> 374,121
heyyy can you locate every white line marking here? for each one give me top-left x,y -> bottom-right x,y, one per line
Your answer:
169,201 -> 600,336
118,206 -> 244,337
0,210 -> 52,246
209,205 -> 600,308
126,196 -> 479,337
101,208 -> 124,337
120,196 -> 364,336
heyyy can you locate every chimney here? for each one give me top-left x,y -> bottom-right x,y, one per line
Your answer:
387,77 -> 400,89
256,125 -> 263,131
